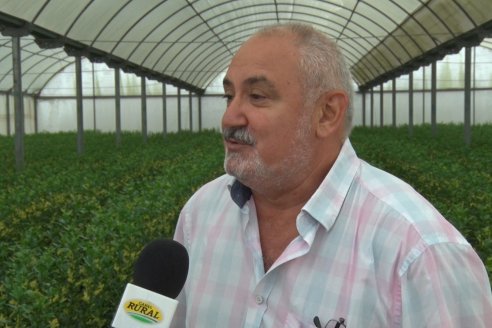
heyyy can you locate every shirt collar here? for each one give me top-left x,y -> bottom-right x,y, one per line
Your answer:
229,178 -> 252,208
302,138 -> 360,231
226,138 -> 360,231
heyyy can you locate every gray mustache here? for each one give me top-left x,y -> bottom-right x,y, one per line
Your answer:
222,127 -> 256,145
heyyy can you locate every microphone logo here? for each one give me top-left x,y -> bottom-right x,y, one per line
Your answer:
124,299 -> 163,324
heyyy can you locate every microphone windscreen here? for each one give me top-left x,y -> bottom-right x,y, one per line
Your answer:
133,239 -> 189,299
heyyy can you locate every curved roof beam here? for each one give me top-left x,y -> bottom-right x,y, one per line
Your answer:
88,0 -> 134,49
182,17 -> 377,88
24,49 -> 72,93
357,0 -> 492,89
190,21 -> 372,89
108,1 -> 172,56
165,10 -> 392,88
168,11 -> 379,70
177,2 -> 400,74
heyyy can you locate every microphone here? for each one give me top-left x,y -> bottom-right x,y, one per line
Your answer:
111,239 -> 189,328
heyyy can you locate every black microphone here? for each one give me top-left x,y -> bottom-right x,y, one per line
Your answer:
112,239 -> 189,328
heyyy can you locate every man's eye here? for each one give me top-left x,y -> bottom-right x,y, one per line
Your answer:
223,94 -> 233,103
250,93 -> 266,101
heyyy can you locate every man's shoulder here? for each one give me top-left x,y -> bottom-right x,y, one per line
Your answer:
358,160 -> 432,213
197,174 -> 233,191
184,174 -> 235,208
355,160 -> 467,246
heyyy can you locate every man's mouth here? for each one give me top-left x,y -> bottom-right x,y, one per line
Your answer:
225,137 -> 247,145
223,127 -> 255,146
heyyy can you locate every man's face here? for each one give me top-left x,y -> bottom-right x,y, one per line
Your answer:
222,34 -> 316,190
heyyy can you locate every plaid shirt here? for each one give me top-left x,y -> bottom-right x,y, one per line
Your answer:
172,139 -> 492,327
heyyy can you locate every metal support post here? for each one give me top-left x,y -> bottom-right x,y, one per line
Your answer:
162,83 -> 167,137
12,36 -> 24,170
408,71 -> 414,138
431,61 -> 437,137
114,68 -> 121,146
464,46 -> 472,146
75,55 -> 84,155
141,76 -> 147,143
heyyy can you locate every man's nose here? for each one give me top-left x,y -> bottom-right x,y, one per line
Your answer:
222,95 -> 248,128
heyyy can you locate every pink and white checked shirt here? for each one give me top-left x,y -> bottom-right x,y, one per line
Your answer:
172,139 -> 492,327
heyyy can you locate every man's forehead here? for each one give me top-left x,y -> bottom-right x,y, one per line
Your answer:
222,34 -> 301,90
229,34 -> 298,66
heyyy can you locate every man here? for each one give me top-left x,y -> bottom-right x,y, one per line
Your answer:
172,23 -> 492,327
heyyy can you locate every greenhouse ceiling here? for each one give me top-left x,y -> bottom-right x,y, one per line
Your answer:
1,0 -> 492,96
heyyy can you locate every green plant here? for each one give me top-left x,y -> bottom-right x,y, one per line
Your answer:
0,131 -> 224,327
0,125 -> 491,326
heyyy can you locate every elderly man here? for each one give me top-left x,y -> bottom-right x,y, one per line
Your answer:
172,23 -> 492,327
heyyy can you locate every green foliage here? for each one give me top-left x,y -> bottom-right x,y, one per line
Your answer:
0,125 -> 491,326
0,131 -> 224,327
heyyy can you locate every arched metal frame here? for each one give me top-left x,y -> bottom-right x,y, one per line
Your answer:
0,0 -> 492,95
0,35 -> 74,95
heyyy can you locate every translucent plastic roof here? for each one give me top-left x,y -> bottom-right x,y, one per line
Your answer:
0,34 -> 73,94
1,0 -> 491,95
481,38 -> 492,50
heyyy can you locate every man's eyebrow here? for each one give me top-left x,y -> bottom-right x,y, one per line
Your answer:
223,75 -> 276,89
244,76 -> 276,89
223,77 -> 232,88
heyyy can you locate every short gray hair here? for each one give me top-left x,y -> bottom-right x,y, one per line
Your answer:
255,23 -> 354,137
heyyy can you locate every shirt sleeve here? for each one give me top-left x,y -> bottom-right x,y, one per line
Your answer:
400,242 -> 492,327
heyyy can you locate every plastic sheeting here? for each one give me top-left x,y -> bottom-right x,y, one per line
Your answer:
0,0 -> 492,94
0,34 -> 73,94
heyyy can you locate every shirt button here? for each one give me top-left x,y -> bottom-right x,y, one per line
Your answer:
255,295 -> 264,304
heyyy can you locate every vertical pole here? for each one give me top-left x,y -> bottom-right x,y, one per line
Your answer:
12,36 -> 24,170
34,94 -> 38,134
141,76 -> 147,143
177,88 -> 182,132
380,83 -> 384,127
370,88 -> 374,127
75,55 -> 84,155
472,46 -> 476,125
431,61 -> 437,137
392,78 -> 396,127
464,46 -> 472,146
362,91 -> 366,127
198,94 -> 202,132
189,90 -> 193,132
162,83 -> 167,137
408,71 -> 414,138
422,66 -> 425,124
114,68 -> 121,146
92,62 -> 96,131
6,91 -> 11,136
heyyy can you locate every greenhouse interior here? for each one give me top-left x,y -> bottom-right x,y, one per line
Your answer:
1,0 -> 492,327
1,1 -> 492,143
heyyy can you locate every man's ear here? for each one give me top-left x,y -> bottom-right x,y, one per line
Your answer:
315,90 -> 348,138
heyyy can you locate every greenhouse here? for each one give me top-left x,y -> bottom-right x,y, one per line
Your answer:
1,0 -> 492,327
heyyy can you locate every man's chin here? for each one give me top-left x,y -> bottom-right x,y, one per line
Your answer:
224,163 -> 243,179
224,160 -> 250,181
224,153 -> 268,183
